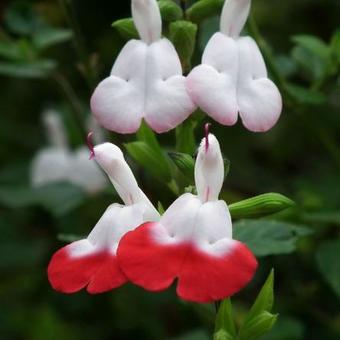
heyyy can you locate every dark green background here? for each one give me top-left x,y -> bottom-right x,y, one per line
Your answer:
1,0 -> 340,339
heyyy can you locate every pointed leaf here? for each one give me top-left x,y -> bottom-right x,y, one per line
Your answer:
0,59 -> 56,78
239,311 -> 278,340
213,329 -> 234,340
32,28 -> 73,50
214,299 -> 236,337
246,270 -> 275,323
233,220 -> 312,257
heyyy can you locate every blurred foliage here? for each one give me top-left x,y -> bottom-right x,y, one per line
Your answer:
0,0 -> 340,339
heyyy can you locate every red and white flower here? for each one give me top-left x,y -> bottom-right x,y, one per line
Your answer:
117,128 -> 257,303
186,0 -> 282,132
91,0 -> 196,134
47,140 -> 160,294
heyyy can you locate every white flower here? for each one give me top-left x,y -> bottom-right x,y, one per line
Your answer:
31,110 -> 107,193
90,0 -> 196,134
187,0 -> 282,132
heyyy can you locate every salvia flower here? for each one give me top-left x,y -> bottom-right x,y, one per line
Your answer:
117,128 -> 257,302
31,110 -> 107,194
186,0 -> 282,132
91,0 -> 196,134
47,141 -> 160,294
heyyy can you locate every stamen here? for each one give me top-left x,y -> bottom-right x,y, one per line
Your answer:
87,132 -> 95,160
204,123 -> 211,152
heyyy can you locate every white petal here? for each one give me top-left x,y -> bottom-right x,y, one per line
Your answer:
93,143 -> 140,204
31,148 -> 72,186
132,0 -> 162,44
87,203 -> 146,254
220,0 -> 251,38
42,110 -> 68,149
69,147 -> 107,193
194,200 -> 232,244
187,33 -> 238,125
93,142 -> 160,220
195,134 -> 224,203
238,37 -> 282,132
150,195 -> 234,257
91,39 -> 195,134
157,193 -> 202,242
91,42 -> 146,134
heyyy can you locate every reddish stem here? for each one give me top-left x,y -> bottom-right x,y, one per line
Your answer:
205,123 -> 211,152
87,131 -> 95,160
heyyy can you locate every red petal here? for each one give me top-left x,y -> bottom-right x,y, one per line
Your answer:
47,243 -> 127,294
176,241 -> 257,303
117,223 -> 185,291
118,222 -> 257,302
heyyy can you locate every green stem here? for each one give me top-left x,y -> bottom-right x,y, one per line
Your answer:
58,0 -> 96,88
52,71 -> 87,140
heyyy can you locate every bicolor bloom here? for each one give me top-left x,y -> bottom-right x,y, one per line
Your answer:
47,141 -> 160,294
117,129 -> 257,303
31,110 -> 107,194
186,0 -> 282,132
91,0 -> 196,134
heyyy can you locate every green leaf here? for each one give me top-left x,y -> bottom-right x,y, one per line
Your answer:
169,20 -> 198,71
246,270 -> 275,322
0,59 -> 56,78
158,0 -> 183,21
214,299 -> 236,338
176,119 -> 197,155
233,220 -> 312,257
168,152 -> 195,182
0,38 -> 36,61
186,0 -> 224,23
229,193 -> 295,219
239,311 -> 278,340
292,35 -> 330,60
136,121 -> 163,155
238,271 -> 277,340
330,29 -> 340,65
316,240 -> 340,299
291,35 -> 331,81
0,183 -> 86,216
112,18 -> 139,40
4,1 -> 45,35
32,28 -> 73,50
213,329 -> 234,340
125,141 -> 172,182
171,330 -> 210,340
285,84 -> 327,106
0,40 -> 23,61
